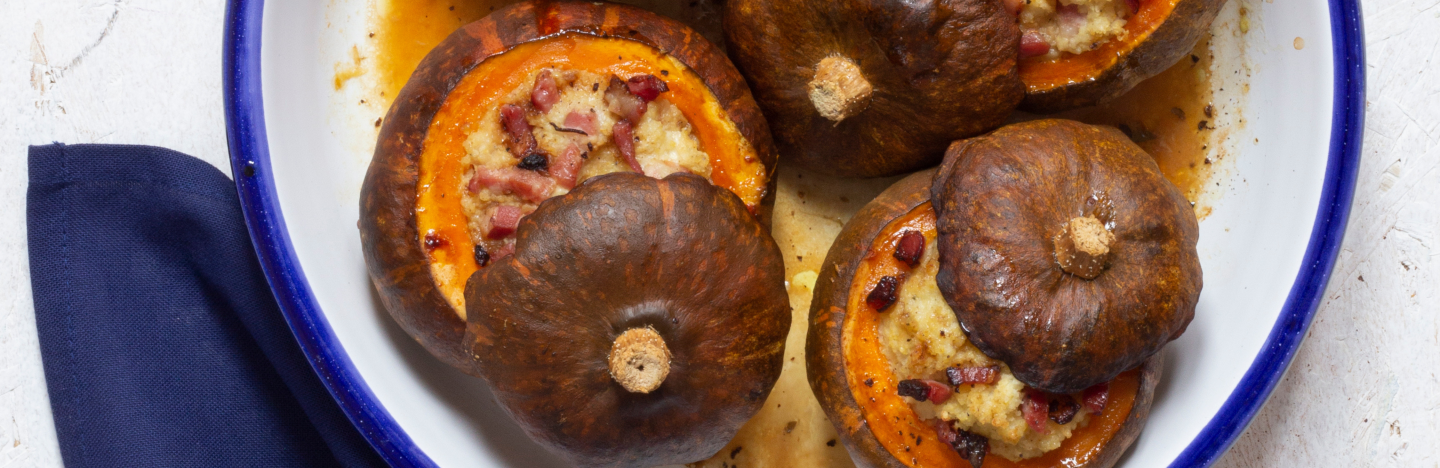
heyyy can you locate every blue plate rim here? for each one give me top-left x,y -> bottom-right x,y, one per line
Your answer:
223,0 -> 435,465
220,0 -> 1365,466
1167,0 -> 1364,465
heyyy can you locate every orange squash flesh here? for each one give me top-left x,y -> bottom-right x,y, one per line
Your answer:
1019,0 -> 1179,90
414,33 -> 769,315
842,202 -> 1141,467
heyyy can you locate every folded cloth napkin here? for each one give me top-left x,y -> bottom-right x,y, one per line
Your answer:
27,144 -> 385,467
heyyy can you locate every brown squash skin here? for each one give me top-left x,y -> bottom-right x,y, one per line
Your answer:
464,173 -> 790,468
358,0 -> 777,373
809,169 -> 1165,468
1072,356 -> 1162,468
724,0 -> 1024,178
808,170 -> 936,468
1018,0 -> 1225,113
930,119 -> 1200,394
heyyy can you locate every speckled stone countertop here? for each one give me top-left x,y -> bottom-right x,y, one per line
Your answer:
1,1 -> 1435,466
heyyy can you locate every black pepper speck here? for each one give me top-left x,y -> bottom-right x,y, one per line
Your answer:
518,153 -> 549,172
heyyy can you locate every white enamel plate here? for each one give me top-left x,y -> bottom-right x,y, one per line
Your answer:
223,0 -> 1364,466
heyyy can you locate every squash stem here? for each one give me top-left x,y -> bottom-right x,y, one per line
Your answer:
608,326 -> 672,393
807,55 -> 873,123
1053,215 -> 1114,279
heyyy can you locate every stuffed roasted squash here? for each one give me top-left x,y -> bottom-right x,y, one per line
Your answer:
810,169 -> 1167,468
1010,0 -> 1226,112
359,0 -> 776,372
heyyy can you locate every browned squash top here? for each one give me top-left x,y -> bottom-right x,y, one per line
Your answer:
464,173 -> 789,468
723,0 -> 1024,178
929,119 -> 1201,394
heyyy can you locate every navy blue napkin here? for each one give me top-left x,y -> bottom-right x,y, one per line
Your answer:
27,144 -> 385,468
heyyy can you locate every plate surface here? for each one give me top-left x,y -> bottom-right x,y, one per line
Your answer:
222,0 -> 1364,466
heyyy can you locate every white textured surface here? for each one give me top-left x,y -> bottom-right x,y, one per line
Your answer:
0,2 -> 1434,468
1213,0 -> 1440,466
1,1 -> 228,467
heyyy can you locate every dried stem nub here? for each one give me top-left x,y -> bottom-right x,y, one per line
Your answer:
1054,216 -> 1114,279
808,55 -> 873,123
608,326 -> 671,393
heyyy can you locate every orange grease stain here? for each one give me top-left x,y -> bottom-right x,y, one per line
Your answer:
1051,36 -> 1219,204
373,0 -> 509,102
